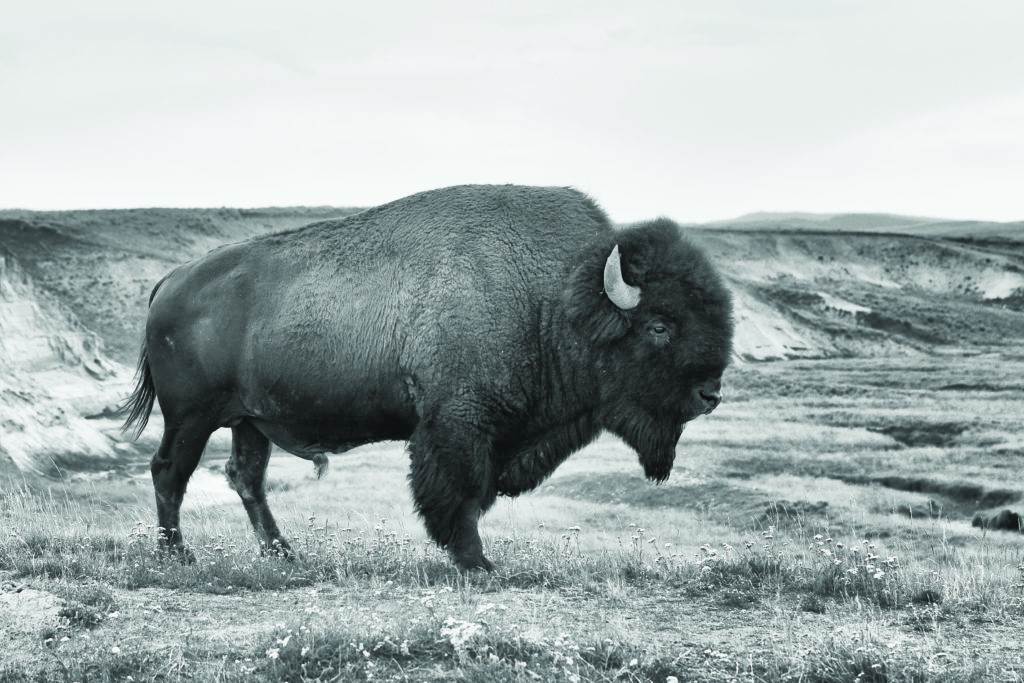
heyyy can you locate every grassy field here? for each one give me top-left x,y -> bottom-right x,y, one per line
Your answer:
2,354 -> 1023,681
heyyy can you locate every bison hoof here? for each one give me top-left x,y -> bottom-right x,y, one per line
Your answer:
453,552 -> 495,573
261,539 -> 296,561
160,544 -> 196,565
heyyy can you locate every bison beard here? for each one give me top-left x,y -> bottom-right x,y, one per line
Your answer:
494,407 -> 681,497
602,408 -> 682,483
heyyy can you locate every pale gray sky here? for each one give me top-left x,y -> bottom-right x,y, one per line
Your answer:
2,1 -> 1022,222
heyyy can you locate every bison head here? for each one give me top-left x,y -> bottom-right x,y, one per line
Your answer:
564,219 -> 734,482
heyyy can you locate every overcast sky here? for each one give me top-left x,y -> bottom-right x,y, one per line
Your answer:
2,1 -> 1022,222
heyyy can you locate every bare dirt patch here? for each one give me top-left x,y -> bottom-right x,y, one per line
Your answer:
937,381 -> 1024,392
867,422 -> 968,448
538,472 -> 765,519
855,310 -> 947,344
972,509 -> 1023,533
862,475 -> 1020,508
0,585 -> 62,635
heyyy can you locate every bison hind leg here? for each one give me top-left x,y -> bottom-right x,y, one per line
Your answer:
227,421 -> 294,559
150,414 -> 216,563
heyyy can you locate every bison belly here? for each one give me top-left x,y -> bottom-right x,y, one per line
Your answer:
242,377 -> 418,457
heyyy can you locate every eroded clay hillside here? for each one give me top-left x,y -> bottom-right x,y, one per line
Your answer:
1,207 -> 1022,471
692,229 -> 1024,359
0,253 -> 121,474
0,208 -> 357,362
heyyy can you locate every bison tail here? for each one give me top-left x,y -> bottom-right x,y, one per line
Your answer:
119,343 -> 157,439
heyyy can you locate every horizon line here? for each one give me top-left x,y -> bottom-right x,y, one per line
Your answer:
2,205 -> 1020,226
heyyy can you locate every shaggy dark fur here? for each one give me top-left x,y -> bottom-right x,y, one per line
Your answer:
122,184 -> 734,570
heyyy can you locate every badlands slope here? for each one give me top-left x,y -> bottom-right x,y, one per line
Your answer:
692,228 -> 1024,360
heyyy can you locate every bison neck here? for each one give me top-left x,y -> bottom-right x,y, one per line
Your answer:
492,300 -> 605,496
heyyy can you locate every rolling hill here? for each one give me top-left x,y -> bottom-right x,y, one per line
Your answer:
704,211 -> 1024,242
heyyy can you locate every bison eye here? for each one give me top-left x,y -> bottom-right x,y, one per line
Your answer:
646,321 -> 671,343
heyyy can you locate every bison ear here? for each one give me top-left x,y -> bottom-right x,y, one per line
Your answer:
563,244 -> 633,345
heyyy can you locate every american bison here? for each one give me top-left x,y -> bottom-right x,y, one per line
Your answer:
122,184 -> 734,570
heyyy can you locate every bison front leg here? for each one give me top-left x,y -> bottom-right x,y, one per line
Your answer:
409,406 -> 497,572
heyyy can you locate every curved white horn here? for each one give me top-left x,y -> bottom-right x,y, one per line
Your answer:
603,245 -> 641,310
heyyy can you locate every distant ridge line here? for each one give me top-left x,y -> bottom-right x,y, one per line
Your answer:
2,206 -> 1021,242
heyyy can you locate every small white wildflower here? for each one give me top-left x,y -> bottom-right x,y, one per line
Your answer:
441,619 -> 485,656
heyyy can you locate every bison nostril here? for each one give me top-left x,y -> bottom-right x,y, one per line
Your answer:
699,391 -> 721,408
